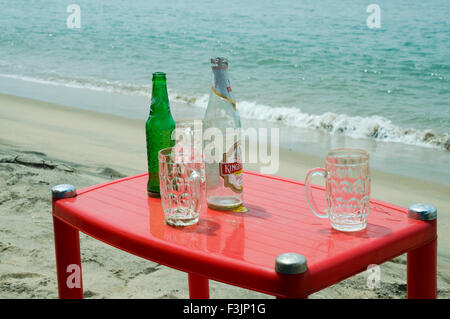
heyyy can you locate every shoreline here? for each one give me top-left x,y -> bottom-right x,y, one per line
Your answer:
1,91 -> 449,187
1,74 -> 449,187
1,92 -> 449,298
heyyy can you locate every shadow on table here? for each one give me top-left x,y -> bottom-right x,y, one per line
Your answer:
179,218 -> 221,236
239,203 -> 271,220
317,223 -> 393,239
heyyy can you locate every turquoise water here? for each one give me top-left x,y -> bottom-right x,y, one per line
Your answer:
0,0 -> 449,150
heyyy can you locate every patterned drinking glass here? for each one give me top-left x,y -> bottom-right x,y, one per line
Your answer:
158,147 -> 203,227
172,119 -> 205,183
305,148 -> 370,232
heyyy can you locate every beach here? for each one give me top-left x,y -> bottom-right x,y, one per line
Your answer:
1,93 -> 449,298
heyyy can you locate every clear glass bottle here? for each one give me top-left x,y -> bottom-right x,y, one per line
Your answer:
203,57 -> 243,210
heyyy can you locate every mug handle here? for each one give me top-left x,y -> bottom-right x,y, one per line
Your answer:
305,168 -> 328,218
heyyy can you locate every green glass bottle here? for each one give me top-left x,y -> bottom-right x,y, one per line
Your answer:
146,72 -> 175,197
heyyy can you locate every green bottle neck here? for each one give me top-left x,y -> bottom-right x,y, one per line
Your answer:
150,80 -> 170,115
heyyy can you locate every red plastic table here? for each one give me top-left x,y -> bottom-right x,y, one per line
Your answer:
51,170 -> 437,299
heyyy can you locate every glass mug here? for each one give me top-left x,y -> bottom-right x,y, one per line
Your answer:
305,149 -> 370,232
159,147 -> 203,227
172,119 -> 205,183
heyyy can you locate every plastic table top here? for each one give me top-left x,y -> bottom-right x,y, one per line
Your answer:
52,170 -> 436,297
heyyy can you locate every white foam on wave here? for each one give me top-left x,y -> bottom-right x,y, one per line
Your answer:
169,92 -> 209,109
1,72 -> 448,151
0,73 -> 151,97
171,94 -> 449,151
240,101 -> 449,151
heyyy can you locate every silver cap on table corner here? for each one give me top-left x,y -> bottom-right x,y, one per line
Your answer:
408,203 -> 437,221
52,184 -> 77,199
275,253 -> 308,275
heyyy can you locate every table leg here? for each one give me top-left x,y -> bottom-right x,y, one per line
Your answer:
407,238 -> 437,299
53,216 -> 84,299
188,273 -> 210,299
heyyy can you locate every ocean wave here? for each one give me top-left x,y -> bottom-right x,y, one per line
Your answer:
1,72 -> 448,151
0,72 -> 152,97
171,94 -> 450,151
240,101 -> 449,151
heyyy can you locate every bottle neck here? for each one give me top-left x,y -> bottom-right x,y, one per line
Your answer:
212,67 -> 235,102
150,80 -> 170,115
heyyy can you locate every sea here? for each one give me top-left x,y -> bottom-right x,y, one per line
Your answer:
0,0 -> 449,185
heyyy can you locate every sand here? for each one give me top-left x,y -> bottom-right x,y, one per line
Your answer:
1,93 -> 449,299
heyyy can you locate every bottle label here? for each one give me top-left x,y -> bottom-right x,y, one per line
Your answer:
211,85 -> 236,110
219,141 -> 243,193
220,162 -> 242,175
